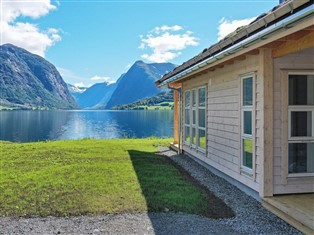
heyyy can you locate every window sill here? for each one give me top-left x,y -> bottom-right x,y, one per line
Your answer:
241,168 -> 253,178
288,173 -> 314,178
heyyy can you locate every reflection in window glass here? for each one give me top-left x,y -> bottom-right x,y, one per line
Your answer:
192,90 -> 196,107
244,111 -> 252,135
243,77 -> 253,106
185,109 -> 190,125
243,139 -> 253,169
198,109 -> 205,128
291,111 -> 312,137
192,128 -> 196,145
289,75 -> 314,105
185,126 -> 190,142
185,91 -> 190,107
289,143 -> 314,173
199,129 -> 206,149
199,88 -> 206,107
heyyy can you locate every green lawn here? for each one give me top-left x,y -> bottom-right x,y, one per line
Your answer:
0,138 -> 232,218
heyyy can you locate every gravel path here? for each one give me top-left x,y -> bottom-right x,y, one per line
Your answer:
0,148 -> 302,235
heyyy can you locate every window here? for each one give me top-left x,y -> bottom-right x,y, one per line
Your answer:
198,87 -> 206,149
184,91 -> 190,143
288,74 -> 314,175
184,87 -> 206,151
241,76 -> 254,172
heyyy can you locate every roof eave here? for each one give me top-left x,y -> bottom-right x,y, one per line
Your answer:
156,0 -> 313,87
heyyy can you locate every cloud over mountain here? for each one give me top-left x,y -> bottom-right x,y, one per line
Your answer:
139,25 -> 199,63
1,0 -> 61,57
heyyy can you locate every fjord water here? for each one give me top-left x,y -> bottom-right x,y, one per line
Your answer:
0,110 -> 174,142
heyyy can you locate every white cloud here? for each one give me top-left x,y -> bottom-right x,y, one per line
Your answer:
1,0 -> 61,57
139,25 -> 199,63
217,17 -> 255,41
90,76 -> 115,84
74,82 -> 89,88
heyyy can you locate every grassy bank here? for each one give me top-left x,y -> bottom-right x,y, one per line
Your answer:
0,138 -> 232,218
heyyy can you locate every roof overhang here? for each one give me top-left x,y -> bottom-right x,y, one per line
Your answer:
156,0 -> 314,88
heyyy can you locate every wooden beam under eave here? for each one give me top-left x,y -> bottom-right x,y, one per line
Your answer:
246,49 -> 260,55
168,82 -> 182,89
272,31 -> 314,58
261,41 -> 285,49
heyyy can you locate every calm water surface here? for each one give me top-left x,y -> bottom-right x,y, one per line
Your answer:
0,110 -> 174,142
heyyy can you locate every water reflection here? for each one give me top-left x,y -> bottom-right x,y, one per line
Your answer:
0,110 -> 174,142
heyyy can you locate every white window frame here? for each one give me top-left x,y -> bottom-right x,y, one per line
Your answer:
287,72 -> 314,177
183,86 -> 206,153
184,90 -> 191,145
197,87 -> 206,153
240,74 -> 255,175
191,89 -> 197,148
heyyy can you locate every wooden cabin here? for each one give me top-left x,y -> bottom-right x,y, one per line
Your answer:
156,0 -> 314,233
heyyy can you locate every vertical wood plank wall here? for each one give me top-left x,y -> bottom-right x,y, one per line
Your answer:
273,47 -> 314,194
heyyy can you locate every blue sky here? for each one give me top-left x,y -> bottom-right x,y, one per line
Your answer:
1,0 -> 277,87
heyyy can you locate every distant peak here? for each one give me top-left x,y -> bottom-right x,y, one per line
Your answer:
135,60 -> 144,64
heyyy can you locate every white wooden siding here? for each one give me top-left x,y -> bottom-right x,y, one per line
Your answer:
182,54 -> 260,192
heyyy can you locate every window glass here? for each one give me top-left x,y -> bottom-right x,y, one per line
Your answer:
289,143 -> 314,173
243,139 -> 253,169
243,111 -> 252,135
185,109 -> 190,125
199,88 -> 206,107
243,77 -> 253,106
199,129 -> 206,149
291,111 -> 312,137
192,128 -> 196,145
289,75 -> 314,105
192,110 -> 196,125
185,91 -> 190,107
198,109 -> 206,128
184,126 -> 190,142
192,90 -> 196,107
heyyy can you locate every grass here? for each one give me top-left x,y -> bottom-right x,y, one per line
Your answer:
0,138 -> 233,218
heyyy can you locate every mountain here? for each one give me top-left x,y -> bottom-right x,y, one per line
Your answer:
112,90 -> 174,110
67,83 -> 87,94
0,44 -> 77,109
69,73 -> 125,109
105,61 -> 176,109
73,82 -> 116,109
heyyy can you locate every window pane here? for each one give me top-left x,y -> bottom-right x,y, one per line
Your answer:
199,129 -> 206,149
192,110 -> 196,125
289,75 -> 314,105
289,143 -> 314,173
192,128 -> 196,145
291,111 -> 312,137
192,90 -> 196,107
198,109 -> 206,128
243,77 -> 253,106
185,109 -> 190,125
243,139 -> 253,169
199,87 -> 206,107
185,91 -> 190,107
184,126 -> 190,143
243,111 -> 252,135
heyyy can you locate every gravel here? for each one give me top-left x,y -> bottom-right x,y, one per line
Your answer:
0,148 -> 302,235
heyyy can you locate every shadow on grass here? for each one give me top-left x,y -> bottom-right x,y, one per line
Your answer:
128,149 -> 235,233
